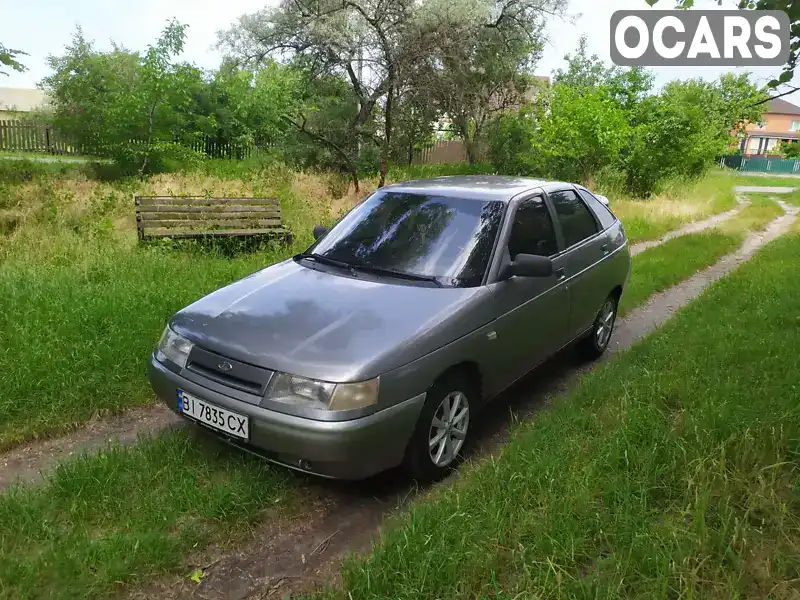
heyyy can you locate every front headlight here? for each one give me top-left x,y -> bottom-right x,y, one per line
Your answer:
155,326 -> 194,369
265,373 -> 379,412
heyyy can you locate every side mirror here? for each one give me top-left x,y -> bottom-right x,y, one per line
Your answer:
504,254 -> 554,279
313,225 -> 329,241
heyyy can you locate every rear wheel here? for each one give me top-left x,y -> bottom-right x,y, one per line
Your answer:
578,295 -> 617,360
403,373 -> 474,483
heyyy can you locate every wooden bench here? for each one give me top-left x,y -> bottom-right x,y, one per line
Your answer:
134,196 -> 293,243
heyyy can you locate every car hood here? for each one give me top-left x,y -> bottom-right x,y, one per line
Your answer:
170,259 -> 492,382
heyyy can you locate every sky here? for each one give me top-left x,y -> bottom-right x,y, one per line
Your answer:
1,0 -> 795,95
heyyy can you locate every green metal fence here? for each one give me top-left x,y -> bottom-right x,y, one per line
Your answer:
719,155 -> 800,174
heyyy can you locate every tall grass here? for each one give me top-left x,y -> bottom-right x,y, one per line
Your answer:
718,194 -> 785,235
606,170 -> 738,243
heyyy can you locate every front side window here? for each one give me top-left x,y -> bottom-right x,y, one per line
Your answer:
508,196 -> 558,258
549,189 -> 599,248
310,191 -> 505,288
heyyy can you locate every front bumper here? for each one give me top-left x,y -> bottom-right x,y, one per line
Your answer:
147,355 -> 426,479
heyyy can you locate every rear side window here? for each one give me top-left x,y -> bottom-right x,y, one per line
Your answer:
577,188 -> 617,230
549,190 -> 599,248
508,196 -> 558,258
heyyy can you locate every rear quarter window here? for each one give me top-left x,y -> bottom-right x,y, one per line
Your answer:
577,188 -> 617,230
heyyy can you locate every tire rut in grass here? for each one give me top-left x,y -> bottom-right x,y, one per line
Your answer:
630,195 -> 748,257
0,404 -> 183,492
128,204 -> 798,600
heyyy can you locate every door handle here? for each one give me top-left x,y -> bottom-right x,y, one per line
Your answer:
555,267 -> 566,281
601,244 -> 610,255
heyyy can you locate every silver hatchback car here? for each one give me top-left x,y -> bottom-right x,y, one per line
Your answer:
148,176 -> 631,481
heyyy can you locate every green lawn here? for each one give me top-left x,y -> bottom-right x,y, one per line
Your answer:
0,430 -> 296,599
0,235 -> 300,450
619,231 -> 742,316
734,174 -> 800,187
317,232 -> 800,600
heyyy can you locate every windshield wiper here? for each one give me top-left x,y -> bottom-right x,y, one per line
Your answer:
296,253 -> 443,287
294,252 -> 355,272
348,263 -> 444,287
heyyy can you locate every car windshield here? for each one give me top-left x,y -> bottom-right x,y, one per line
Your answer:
309,191 -> 506,288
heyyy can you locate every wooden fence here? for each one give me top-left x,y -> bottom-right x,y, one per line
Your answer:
0,120 -> 80,155
184,138 -> 256,160
0,120 -> 255,160
413,140 -> 488,165
0,119 -> 481,166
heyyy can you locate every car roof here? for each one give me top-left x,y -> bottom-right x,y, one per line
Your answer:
381,175 -> 573,203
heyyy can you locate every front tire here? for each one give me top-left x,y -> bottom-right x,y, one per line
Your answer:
578,295 -> 618,360
403,373 -> 473,483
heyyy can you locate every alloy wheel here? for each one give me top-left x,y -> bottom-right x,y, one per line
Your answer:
595,299 -> 616,349
428,391 -> 470,468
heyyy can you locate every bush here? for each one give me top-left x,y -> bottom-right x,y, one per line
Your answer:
486,108 -> 540,176
782,141 -> 800,159
390,163 -> 496,181
0,159 -> 62,184
625,96 -> 723,197
110,141 -> 207,176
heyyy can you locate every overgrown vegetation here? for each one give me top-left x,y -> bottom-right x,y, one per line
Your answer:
486,36 -> 765,196
608,170 -> 738,243
318,231 -> 800,600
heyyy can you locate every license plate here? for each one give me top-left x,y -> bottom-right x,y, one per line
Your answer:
177,390 -> 249,440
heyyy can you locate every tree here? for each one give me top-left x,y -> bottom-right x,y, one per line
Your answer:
535,84 -> 632,183
220,0 -> 426,190
486,102 -> 541,175
125,20 -> 194,173
389,86 -> 439,165
0,44 -> 26,75
42,29 -> 141,157
43,22 -> 204,174
625,74 -> 766,195
554,35 -> 654,113
647,0 -> 799,96
417,0 -> 566,163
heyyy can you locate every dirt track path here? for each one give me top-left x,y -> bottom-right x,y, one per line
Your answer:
128,200 -> 798,600
629,195 -> 748,256
0,405 -> 182,491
